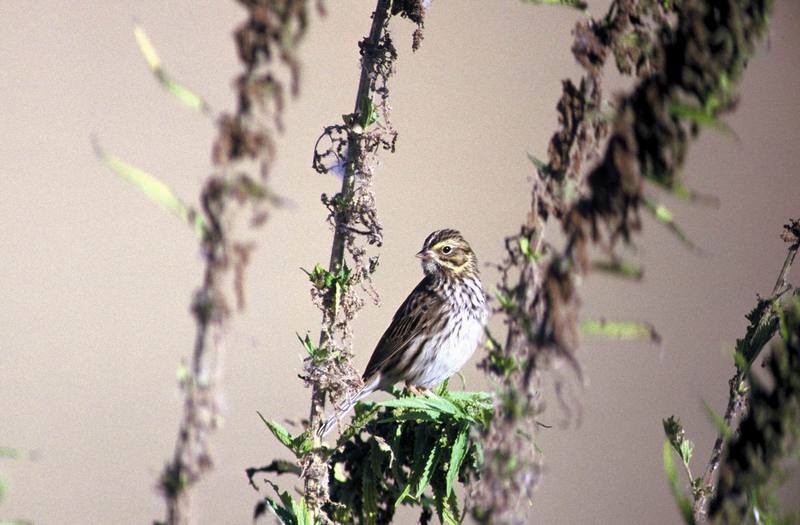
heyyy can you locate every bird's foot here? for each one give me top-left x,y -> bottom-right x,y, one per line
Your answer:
404,384 -> 433,397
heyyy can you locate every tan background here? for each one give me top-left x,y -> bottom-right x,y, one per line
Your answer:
2,1 -> 799,523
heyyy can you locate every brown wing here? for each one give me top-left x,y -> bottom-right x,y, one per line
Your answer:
362,275 -> 442,383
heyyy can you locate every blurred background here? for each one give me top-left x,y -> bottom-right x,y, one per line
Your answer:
1,1 -> 799,523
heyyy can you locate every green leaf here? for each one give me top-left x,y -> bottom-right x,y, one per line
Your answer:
362,440 -> 382,525
443,390 -> 492,403
133,24 -> 161,70
667,100 -> 731,133
665,181 -> 719,206
591,259 -> 644,280
361,97 -> 379,128
94,141 -> 207,238
297,333 -> 318,357
0,447 -> 20,460
413,440 -> 440,499
663,440 -> 696,524
175,363 -> 190,385
663,415 -> 684,448
396,428 -> 437,505
395,479 -> 414,506
735,297 -> 781,372
257,412 -> 311,456
494,290 -> 515,311
162,77 -> 208,113
446,426 -> 469,497
133,24 -> 210,114
333,462 -> 347,483
519,237 -> 531,257
333,404 -> 381,450
379,395 -> 459,416
580,319 -> 660,342
679,439 -> 693,467
258,412 -> 295,450
526,152 -> 556,176
260,480 -> 314,525
442,493 -> 460,525
643,197 -> 695,249
522,0 -> 589,13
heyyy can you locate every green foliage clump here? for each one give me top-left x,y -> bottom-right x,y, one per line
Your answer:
252,384 -> 492,525
326,387 -> 491,525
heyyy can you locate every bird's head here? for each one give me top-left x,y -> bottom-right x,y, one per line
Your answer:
416,229 -> 478,278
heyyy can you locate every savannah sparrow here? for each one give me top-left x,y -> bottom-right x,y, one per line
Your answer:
319,229 -> 488,437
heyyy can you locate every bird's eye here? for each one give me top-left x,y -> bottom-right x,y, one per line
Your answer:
441,246 -> 452,254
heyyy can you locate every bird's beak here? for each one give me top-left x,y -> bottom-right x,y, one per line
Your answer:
416,249 -> 433,259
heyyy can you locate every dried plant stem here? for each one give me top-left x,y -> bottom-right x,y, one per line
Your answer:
304,0 -> 392,517
320,0 -> 389,297
692,230 -> 800,523
158,1 -> 314,520
163,259 -> 228,525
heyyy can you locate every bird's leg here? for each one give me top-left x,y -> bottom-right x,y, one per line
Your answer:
405,384 -> 433,397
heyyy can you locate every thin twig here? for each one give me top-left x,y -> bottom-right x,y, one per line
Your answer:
692,224 -> 799,523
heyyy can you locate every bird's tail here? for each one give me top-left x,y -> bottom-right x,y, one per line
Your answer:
317,377 -> 380,438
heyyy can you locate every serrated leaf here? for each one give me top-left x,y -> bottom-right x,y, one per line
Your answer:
292,432 -> 313,456
94,141 -> 207,238
442,493 -> 460,525
381,411 -> 440,424
445,390 -> 492,402
258,412 -> 295,451
663,415 -> 684,447
446,426 -> 469,497
413,442 -> 441,500
362,440 -> 381,525
396,428 -> 434,505
334,404 -> 381,449
735,297 -> 780,372
261,480 -> 299,525
379,396 -> 458,415
580,319 -> 660,342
